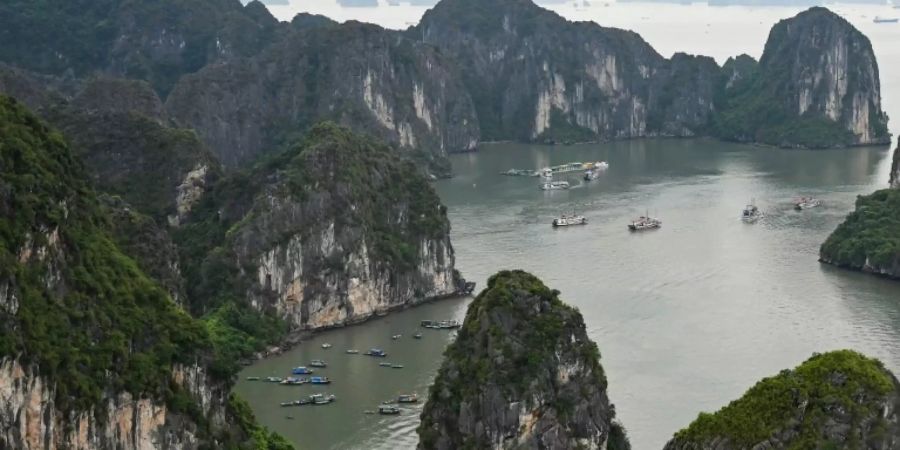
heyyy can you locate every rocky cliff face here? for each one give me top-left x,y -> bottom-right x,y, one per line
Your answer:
167,21 -> 479,174
178,123 -> 460,330
715,7 -> 890,147
0,95 -> 289,449
417,270 -> 629,450
0,0 -> 283,96
413,0 -> 717,143
891,137 -> 899,188
664,350 -> 900,450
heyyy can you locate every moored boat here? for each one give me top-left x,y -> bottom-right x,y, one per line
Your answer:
378,405 -> 401,415
874,16 -> 899,23
366,348 -> 387,357
628,215 -> 662,231
391,334 -> 402,340
291,366 -> 314,375
540,180 -> 570,191
265,376 -> 284,383
552,212 -> 587,227
397,394 -> 418,403
391,364 -> 404,369
246,376 -> 260,381
309,376 -> 331,385
379,362 -> 392,367
310,393 -> 336,405
321,343 -> 332,349
280,377 -> 307,386
346,349 -> 359,354
309,359 -> 327,368
413,333 -> 423,339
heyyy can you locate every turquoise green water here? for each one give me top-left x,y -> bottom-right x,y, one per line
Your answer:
238,137 -> 900,450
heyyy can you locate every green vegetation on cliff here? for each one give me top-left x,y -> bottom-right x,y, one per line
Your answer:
671,350 -> 897,448
820,188 -> 900,276
0,95 -> 290,448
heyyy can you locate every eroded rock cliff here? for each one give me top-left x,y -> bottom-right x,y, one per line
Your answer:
417,270 -> 629,450
714,7 -> 890,147
0,95 -> 289,449
176,122 -> 461,331
664,350 -> 900,450
167,21 -> 479,174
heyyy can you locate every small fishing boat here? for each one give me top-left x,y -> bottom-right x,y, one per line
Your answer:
246,376 -> 260,381
392,334 -> 402,340
321,343 -> 332,349
366,348 -> 387,357
265,376 -> 284,383
391,364 -> 404,369
379,362 -> 392,367
280,398 -> 313,407
540,180 -> 570,191
794,197 -> 822,210
397,394 -> 418,403
552,212 -> 587,227
291,366 -> 314,375
378,405 -> 401,415
741,202 -> 762,222
310,393 -> 336,405
280,377 -> 307,386
309,360 -> 327,368
628,215 -> 662,231
309,376 -> 331,385
346,349 -> 359,354
413,333 -> 423,339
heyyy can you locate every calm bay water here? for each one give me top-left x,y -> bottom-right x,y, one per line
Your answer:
237,2 -> 900,449
238,138 -> 900,450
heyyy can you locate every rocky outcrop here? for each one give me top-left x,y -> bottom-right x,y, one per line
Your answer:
413,0 -> 717,143
0,359 -> 228,450
891,137 -> 899,188
820,188 -> 900,279
714,7 -> 890,147
0,0 -> 283,96
664,350 -> 900,450
179,122 -> 461,330
0,95 -> 289,449
417,270 -> 629,450
166,21 -> 479,174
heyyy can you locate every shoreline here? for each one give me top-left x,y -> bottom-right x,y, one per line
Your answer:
240,290 -> 474,366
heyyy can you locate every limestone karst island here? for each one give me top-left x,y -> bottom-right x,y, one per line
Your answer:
1,0 -> 899,449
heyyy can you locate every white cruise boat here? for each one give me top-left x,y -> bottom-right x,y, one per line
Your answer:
628,215 -> 662,231
552,213 -> 587,227
540,181 -> 570,191
794,197 -> 822,210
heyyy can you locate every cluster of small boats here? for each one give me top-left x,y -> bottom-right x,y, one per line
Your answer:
367,394 -> 419,415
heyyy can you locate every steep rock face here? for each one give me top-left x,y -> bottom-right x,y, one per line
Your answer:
664,350 -> 900,450
0,95 -> 289,449
0,0 -> 283,96
417,270 -> 629,450
715,7 -> 890,147
177,123 -> 460,330
820,188 -> 900,279
891,137 -> 899,188
413,0 -> 717,143
167,21 -> 479,174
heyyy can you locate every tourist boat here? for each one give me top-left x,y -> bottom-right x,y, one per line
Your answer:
438,320 -> 461,329
246,376 -> 260,381
873,16 -> 899,23
346,349 -> 359,354
391,364 -> 404,369
309,360 -> 327,368
280,377 -> 307,386
265,376 -> 284,383
280,398 -> 313,407
397,394 -> 418,403
378,405 -> 401,415
321,343 -> 332,349
292,366 -> 314,375
309,376 -> 331,385
502,168 -> 539,177
413,333 -> 423,339
366,348 -> 387,357
379,362 -> 392,367
794,197 -> 822,210
421,320 -> 439,329
741,202 -> 762,222
540,180 -> 570,191
552,212 -> 587,227
310,393 -> 336,405
628,215 -> 662,231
